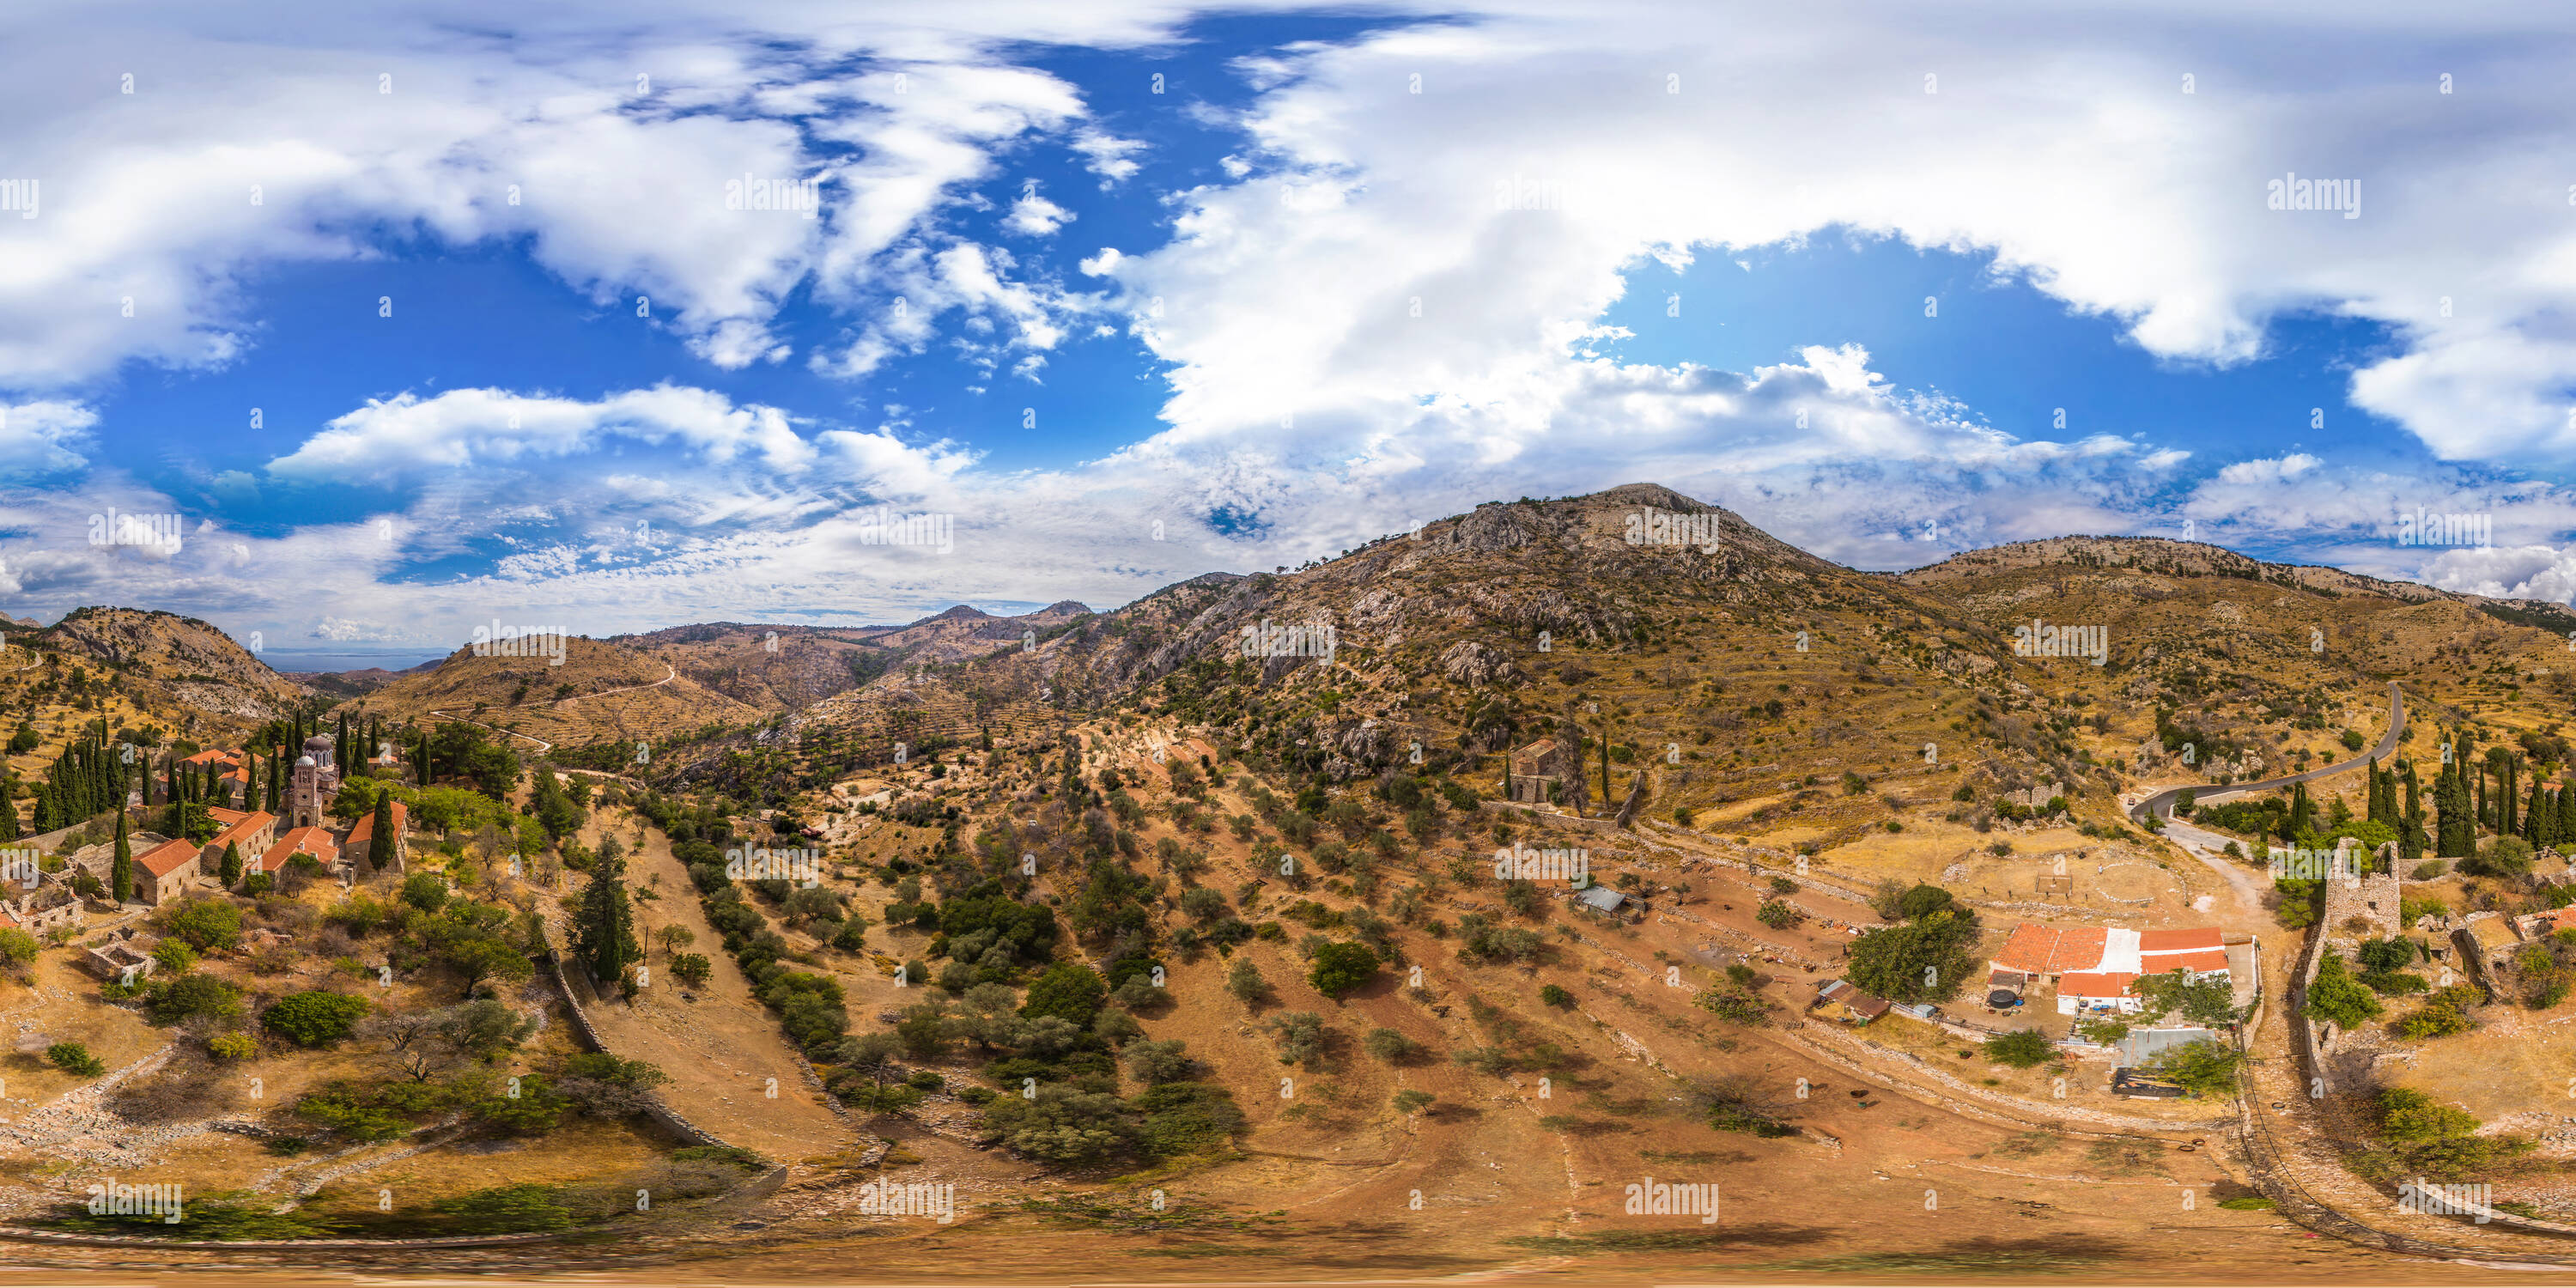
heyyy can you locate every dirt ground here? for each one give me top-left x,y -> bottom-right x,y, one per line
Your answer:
556,811 -> 860,1165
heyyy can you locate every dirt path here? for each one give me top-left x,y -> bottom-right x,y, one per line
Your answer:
2160,816 -> 2269,920
552,808 -> 857,1165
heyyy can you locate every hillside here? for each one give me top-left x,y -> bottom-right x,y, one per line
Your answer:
33,606 -> 309,721
605,603 -> 1095,714
343,635 -> 764,755
21,484 -> 2576,1278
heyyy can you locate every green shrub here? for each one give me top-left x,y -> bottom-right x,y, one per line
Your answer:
261,991 -> 373,1047
1981,1029 -> 2056,1068
1307,941 -> 1379,999
46,1042 -> 105,1076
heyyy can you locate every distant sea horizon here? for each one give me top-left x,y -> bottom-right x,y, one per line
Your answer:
261,648 -> 449,675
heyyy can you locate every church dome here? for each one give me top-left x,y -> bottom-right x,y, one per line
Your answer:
296,755 -> 316,767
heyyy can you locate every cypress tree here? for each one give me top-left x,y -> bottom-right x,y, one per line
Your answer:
2530,775 -> 2552,848
2435,756 -> 2470,858
0,774 -> 17,842
368,791 -> 394,872
2502,758 -> 2513,833
219,840 -> 243,888
111,810 -> 132,903
2401,760 -> 2427,866
573,848 -> 642,990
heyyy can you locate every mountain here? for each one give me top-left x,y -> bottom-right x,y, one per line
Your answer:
606,603 -> 1097,714
343,635 -> 764,756
32,606 -> 308,721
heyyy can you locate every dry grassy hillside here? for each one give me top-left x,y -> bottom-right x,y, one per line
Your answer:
347,635 -> 763,753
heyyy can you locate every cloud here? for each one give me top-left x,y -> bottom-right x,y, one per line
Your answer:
311,616 -> 402,641
0,401 -> 98,476
1071,128 -> 1145,185
0,7 -> 1143,388
264,386 -> 815,482
1004,191 -> 1073,236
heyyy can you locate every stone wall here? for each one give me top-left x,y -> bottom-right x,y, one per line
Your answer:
539,943 -> 740,1152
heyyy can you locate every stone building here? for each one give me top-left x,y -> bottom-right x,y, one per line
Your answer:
285,734 -> 340,830
2318,840 -> 2403,939
1507,737 -> 1588,811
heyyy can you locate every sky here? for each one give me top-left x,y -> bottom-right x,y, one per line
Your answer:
7,0 -> 2576,668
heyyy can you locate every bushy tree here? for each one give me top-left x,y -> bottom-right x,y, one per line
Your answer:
572,848 -> 642,990
1844,907 -> 1979,1004
1982,1028 -> 2056,1068
161,897 -> 244,951
1021,962 -> 1108,1029
1364,1027 -> 1425,1062
2145,1039 -> 2244,1098
261,990 -> 373,1047
1307,941 -> 1379,999
977,1083 -> 1140,1164
2300,954 -> 2385,1030
1225,957 -> 1271,1005
1267,1012 -> 1328,1066
1124,1038 -> 1201,1084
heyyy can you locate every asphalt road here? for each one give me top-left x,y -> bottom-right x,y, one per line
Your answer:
2130,680 -> 2406,824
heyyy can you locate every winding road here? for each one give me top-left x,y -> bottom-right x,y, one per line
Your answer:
2131,681 -> 2406,823
2127,681 -> 2404,914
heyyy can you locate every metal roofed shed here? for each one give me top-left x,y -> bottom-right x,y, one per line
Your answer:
1815,979 -> 1893,1024
2116,1027 -> 2218,1066
1576,886 -> 1628,914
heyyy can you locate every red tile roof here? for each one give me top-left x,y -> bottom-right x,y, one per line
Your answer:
2057,971 -> 2140,999
347,800 -> 408,850
136,837 -> 203,878
258,827 -> 339,874
2045,927 -> 2109,975
2139,928 -> 2225,953
2140,950 -> 2231,974
206,806 -> 250,826
207,811 -> 276,853
1992,923 -> 2062,974
2526,908 -> 2576,938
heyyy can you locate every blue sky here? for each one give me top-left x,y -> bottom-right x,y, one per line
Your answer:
7,0 -> 2576,666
